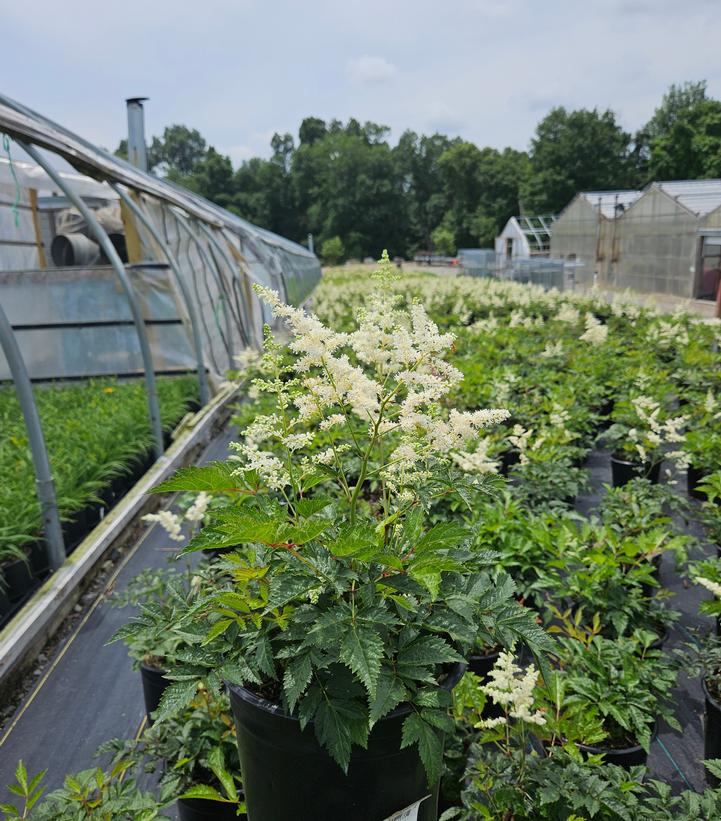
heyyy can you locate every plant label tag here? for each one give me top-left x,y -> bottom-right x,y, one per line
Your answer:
382,795 -> 431,821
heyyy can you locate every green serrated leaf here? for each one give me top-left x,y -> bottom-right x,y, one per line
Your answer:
295,497 -> 332,517
400,712 -> 443,786
369,670 -> 407,726
283,653 -> 314,712
414,522 -> 469,554
153,679 -> 198,722
339,623 -> 384,699
208,747 -> 237,802
397,636 -> 462,669
152,461 -> 241,493
179,784 -> 233,803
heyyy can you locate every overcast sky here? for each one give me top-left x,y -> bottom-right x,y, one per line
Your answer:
5,0 -> 721,166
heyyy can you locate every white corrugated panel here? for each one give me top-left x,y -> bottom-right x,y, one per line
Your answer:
581,190 -> 642,218
655,179 -> 721,217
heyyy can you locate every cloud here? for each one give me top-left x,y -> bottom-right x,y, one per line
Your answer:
225,144 -> 256,164
347,55 -> 397,85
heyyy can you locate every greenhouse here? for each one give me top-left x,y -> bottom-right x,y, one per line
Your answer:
494,215 -> 555,259
3,103 -> 721,821
549,189 -> 642,285
550,181 -> 721,301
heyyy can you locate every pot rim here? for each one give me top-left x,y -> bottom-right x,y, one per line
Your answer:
470,648 -> 501,661
139,660 -> 168,675
575,721 -> 657,756
227,661 -> 466,722
610,454 -> 661,469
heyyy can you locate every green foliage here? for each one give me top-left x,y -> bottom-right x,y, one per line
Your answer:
108,562 -> 220,671
112,81 -> 721,257
445,746 -> 645,820
1,760 -> 166,820
557,634 -> 679,751
0,760 -> 45,819
0,376 -> 197,556
101,688 -> 245,814
637,81 -> 721,182
521,107 -> 633,213
320,236 -> 345,265
430,225 -> 455,256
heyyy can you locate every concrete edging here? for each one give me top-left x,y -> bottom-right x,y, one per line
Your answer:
0,385 -> 239,691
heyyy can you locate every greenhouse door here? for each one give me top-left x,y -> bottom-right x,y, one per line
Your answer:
697,235 -> 721,300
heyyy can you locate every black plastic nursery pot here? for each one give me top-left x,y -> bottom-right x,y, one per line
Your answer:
687,465 -> 709,501
610,456 -> 661,488
703,677 -> 721,786
2,555 -> 34,603
576,739 -> 648,768
576,724 -> 656,769
500,449 -> 520,477
177,796 -> 245,821
227,663 -> 465,821
140,662 -> 170,724
468,649 -> 499,680
0,583 -> 11,625
62,508 -> 88,553
27,539 -> 50,577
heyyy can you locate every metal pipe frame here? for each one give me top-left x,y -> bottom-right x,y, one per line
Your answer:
18,139 -> 165,459
111,184 -> 210,406
0,300 -> 66,568
171,210 -> 235,370
196,222 -> 254,349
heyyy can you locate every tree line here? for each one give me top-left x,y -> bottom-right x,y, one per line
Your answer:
116,81 -> 721,262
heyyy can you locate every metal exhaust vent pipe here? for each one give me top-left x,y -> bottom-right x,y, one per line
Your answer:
126,96 -> 149,172
50,233 -> 101,266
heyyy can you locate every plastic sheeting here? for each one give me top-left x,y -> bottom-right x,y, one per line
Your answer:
0,182 -> 39,270
0,91 -> 321,391
0,265 -> 196,381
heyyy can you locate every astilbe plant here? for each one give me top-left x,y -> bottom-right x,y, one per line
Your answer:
154,252 -> 551,784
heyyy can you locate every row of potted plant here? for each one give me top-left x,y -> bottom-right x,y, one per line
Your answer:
0,376 -> 198,624
6,260 -> 721,817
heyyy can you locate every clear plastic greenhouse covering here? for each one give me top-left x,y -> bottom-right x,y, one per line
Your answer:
0,92 -> 321,387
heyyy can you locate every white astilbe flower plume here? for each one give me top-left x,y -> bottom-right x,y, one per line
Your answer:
142,510 -> 184,542
476,651 -> 546,728
185,492 -> 212,522
579,312 -> 608,344
696,576 -> 721,598
246,255 -> 510,499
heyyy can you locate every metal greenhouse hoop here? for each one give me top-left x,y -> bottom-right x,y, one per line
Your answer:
0,301 -> 65,569
110,183 -> 210,406
171,210 -> 235,370
18,139 -> 165,459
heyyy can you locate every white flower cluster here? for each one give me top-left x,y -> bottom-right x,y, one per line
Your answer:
579,312 -> 608,344
695,576 -> 721,598
508,424 -> 542,466
235,256 -> 510,498
475,651 -> 546,728
626,395 -> 687,468
141,509 -> 184,542
230,441 -> 290,491
556,304 -> 580,324
185,491 -> 212,522
142,490 -> 214,541
647,319 -> 689,349
233,348 -> 263,372
540,341 -> 564,359
451,437 -> 499,475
